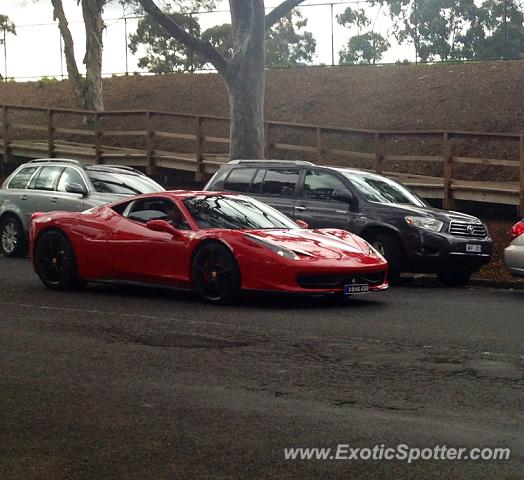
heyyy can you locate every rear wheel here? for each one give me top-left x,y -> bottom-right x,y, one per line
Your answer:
192,243 -> 241,304
0,215 -> 27,257
437,268 -> 472,287
367,232 -> 403,285
34,230 -> 85,291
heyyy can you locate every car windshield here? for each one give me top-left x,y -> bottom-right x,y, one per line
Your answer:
87,171 -> 164,195
184,195 -> 299,230
340,171 -> 427,207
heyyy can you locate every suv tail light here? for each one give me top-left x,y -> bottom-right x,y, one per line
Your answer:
511,221 -> 524,240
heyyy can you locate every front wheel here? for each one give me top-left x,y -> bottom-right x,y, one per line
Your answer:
437,269 -> 472,287
0,216 -> 27,257
367,232 -> 403,285
34,230 -> 85,291
192,243 -> 241,304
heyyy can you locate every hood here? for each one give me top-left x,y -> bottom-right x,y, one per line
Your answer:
374,203 -> 483,224
246,229 -> 373,260
86,192 -> 130,206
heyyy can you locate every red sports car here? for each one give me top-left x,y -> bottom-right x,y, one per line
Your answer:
30,191 -> 388,303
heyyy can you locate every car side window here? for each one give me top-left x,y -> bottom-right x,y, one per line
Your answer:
125,197 -> 190,230
7,166 -> 39,189
249,169 -> 265,193
31,166 -> 64,191
302,170 -> 348,200
259,168 -> 299,197
223,168 -> 256,193
7,167 -> 38,188
57,168 -> 87,193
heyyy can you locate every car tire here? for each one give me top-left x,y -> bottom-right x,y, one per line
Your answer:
0,215 -> 27,257
192,243 -> 241,304
437,269 -> 472,287
34,230 -> 86,291
367,232 -> 403,285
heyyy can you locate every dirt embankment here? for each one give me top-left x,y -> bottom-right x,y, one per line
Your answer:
1,62 -> 523,282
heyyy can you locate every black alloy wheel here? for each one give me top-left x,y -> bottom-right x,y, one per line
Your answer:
0,216 -> 27,257
367,232 -> 403,285
34,230 -> 85,291
192,243 -> 241,304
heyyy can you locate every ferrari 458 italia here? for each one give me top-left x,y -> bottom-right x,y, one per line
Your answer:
30,191 -> 388,303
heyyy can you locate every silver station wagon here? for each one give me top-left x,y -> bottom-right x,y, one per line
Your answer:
0,158 -> 164,257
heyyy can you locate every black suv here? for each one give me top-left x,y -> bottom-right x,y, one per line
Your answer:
204,160 -> 492,286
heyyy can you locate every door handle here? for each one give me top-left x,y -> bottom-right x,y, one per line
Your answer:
294,206 -> 307,212
20,195 -> 28,200
51,197 -> 58,203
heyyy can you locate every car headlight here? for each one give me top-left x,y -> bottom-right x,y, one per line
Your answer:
405,216 -> 444,232
245,234 -> 300,260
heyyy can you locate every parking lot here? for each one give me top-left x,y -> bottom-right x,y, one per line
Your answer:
0,256 -> 523,479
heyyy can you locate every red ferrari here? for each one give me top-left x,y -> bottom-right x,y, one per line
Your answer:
30,191 -> 388,303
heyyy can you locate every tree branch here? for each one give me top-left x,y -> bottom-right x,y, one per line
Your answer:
136,0 -> 229,74
265,0 -> 305,30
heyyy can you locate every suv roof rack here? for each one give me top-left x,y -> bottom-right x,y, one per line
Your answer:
85,165 -> 146,176
228,159 -> 315,166
28,158 -> 81,165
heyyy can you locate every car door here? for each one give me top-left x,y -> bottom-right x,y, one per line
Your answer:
247,167 -> 299,219
294,169 -> 358,230
109,196 -> 192,285
1,165 -> 41,228
53,166 -> 90,212
25,165 -> 64,215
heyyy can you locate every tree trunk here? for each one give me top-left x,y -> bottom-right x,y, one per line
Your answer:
51,0 -> 85,109
81,0 -> 104,111
227,0 -> 266,159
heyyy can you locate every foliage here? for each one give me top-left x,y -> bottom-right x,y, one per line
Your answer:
0,14 -> 16,44
337,7 -> 390,64
130,7 -> 316,72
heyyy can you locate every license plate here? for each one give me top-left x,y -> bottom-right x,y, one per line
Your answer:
466,244 -> 482,253
344,284 -> 369,295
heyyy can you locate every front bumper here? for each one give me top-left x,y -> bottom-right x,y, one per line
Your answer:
403,228 -> 492,273
503,243 -> 524,277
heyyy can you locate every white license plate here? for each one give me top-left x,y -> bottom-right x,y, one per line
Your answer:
466,244 -> 482,253
344,284 -> 369,295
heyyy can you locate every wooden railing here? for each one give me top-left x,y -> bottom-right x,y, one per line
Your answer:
1,104 -> 523,213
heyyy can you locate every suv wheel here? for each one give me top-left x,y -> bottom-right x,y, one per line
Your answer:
437,268 -> 472,287
0,216 -> 27,257
367,232 -> 402,285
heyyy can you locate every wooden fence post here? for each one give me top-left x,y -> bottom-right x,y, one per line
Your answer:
374,132 -> 383,174
195,116 -> 204,182
316,127 -> 324,163
145,111 -> 155,175
47,109 -> 55,158
94,112 -> 103,164
2,106 -> 10,167
519,133 -> 524,217
265,122 -> 274,159
443,132 -> 453,209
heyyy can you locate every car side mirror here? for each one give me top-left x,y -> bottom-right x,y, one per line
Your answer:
295,219 -> 309,229
65,182 -> 88,197
332,188 -> 357,205
146,219 -> 181,236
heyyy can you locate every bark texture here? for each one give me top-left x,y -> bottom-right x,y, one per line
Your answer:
137,0 -> 305,159
51,0 -> 85,108
81,0 -> 105,111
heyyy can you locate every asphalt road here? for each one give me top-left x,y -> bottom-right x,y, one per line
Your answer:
0,256 -> 522,480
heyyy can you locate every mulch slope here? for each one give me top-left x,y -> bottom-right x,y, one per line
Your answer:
1,62 -> 524,282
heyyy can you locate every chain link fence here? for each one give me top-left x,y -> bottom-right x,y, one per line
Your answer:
0,0 -> 521,81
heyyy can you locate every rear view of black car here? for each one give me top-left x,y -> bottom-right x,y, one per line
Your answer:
204,160 -> 492,286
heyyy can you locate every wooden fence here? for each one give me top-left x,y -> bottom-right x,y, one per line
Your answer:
1,104 -> 523,213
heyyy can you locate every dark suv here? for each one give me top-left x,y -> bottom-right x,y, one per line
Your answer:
204,160 -> 492,286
